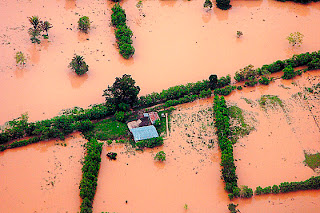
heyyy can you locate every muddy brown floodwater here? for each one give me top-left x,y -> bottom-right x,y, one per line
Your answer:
1,0 -> 320,124
0,132 -> 85,212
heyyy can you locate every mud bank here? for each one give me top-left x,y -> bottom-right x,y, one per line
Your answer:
1,0 -> 320,124
0,132 -> 85,212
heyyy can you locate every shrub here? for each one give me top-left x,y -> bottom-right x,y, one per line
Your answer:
136,137 -> 163,148
154,151 -> 166,161
214,86 -> 236,96
236,31 -> 243,38
259,76 -> 271,85
115,111 -> 125,122
107,152 -> 117,160
78,16 -> 90,33
287,32 -> 304,47
237,86 -> 242,90
239,185 -> 253,198
272,184 -> 280,194
69,55 -> 89,75
28,16 -> 52,43
15,51 -> 27,66
244,76 -> 258,87
228,203 -> 240,213
199,89 -> 212,98
216,0 -> 232,10
119,43 -> 135,59
204,0 -> 213,9
209,74 -> 218,89
234,64 -> 257,82
255,186 -> 263,195
217,75 -> 231,88
308,58 -> 320,70
282,65 -> 295,79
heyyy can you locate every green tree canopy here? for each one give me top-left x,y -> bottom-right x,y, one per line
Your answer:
103,74 -> 140,109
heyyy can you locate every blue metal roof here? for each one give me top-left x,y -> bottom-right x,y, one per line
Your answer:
131,125 -> 159,141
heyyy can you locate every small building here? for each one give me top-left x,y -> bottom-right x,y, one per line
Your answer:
148,112 -> 160,125
131,125 -> 159,142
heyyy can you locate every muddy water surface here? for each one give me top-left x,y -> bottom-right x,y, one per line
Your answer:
1,0 -> 320,124
0,132 -> 85,212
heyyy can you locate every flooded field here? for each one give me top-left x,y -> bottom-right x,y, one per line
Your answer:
1,0 -> 320,212
93,102 -> 230,213
0,132 -> 85,212
1,0 -> 320,124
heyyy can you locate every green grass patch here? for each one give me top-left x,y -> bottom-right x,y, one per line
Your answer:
304,152 -> 320,170
92,118 -> 129,140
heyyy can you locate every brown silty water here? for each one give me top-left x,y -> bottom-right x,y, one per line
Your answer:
1,0 -> 320,124
0,132 -> 85,212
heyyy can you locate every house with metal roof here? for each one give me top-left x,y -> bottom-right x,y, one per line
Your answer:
130,125 -> 159,142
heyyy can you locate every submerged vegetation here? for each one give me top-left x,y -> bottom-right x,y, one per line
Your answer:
78,16 -> 90,33
304,152 -> 320,170
15,51 -> 27,66
69,55 -> 89,75
27,16 -> 52,43
154,151 -> 166,161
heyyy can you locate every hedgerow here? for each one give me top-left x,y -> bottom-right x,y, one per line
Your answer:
213,95 -> 253,199
79,138 -> 103,213
136,137 -> 164,149
111,3 -> 135,59
255,176 -> 320,195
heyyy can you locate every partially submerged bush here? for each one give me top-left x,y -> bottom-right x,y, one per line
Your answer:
236,31 -> 243,38
216,0 -> 232,10
282,65 -> 295,79
78,16 -> 90,33
15,51 -> 27,66
234,64 -> 257,82
154,151 -> 166,161
259,76 -> 271,85
69,55 -> 89,75
28,16 -> 52,43
136,137 -> 163,148
287,32 -> 304,47
107,152 -> 117,160
204,0 -> 213,9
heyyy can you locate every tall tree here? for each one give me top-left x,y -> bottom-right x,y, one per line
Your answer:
103,74 -> 140,109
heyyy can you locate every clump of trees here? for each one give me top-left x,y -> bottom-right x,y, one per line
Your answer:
28,16 -> 52,43
111,3 -> 135,59
78,16 -> 90,33
69,55 -> 89,75
154,151 -> 166,161
216,0 -> 232,10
